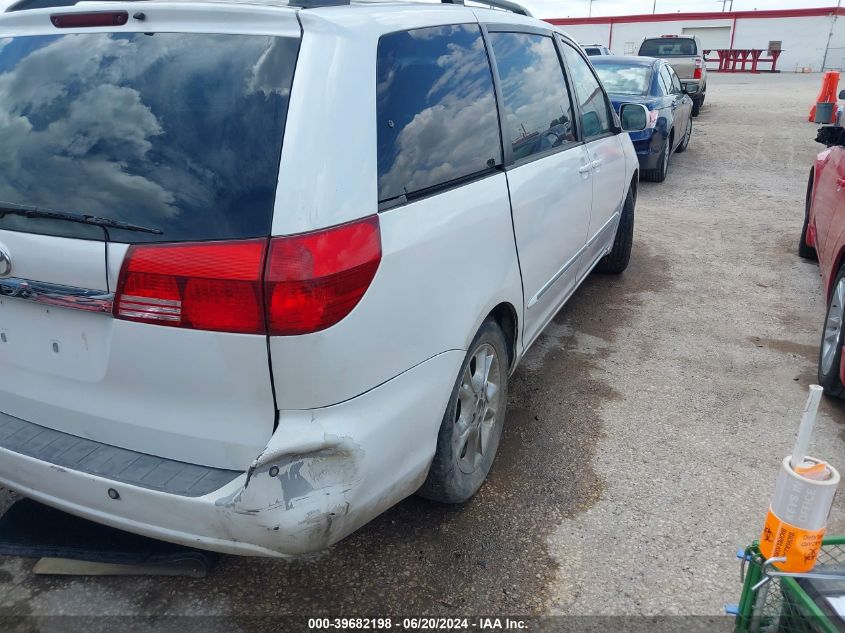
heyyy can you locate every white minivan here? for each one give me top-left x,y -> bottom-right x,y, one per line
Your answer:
0,0 -> 646,556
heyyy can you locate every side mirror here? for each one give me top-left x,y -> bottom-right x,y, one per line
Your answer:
620,103 -> 649,132
839,89 -> 845,100
683,83 -> 699,95
816,125 -> 845,147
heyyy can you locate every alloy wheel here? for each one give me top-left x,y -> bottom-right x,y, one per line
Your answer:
822,278 -> 845,374
454,343 -> 502,474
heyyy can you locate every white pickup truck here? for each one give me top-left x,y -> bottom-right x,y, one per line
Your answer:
638,35 -> 707,117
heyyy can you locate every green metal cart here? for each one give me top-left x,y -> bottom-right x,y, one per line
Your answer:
733,537 -> 845,633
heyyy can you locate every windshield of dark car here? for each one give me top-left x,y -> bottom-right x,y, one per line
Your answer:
594,64 -> 652,96
639,38 -> 697,57
0,32 -> 298,243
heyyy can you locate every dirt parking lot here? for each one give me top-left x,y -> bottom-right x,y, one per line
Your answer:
1,72 -> 844,623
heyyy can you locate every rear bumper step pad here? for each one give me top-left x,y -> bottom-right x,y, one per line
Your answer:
0,411 -> 241,497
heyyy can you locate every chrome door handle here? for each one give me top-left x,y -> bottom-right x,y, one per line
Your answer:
578,164 -> 592,174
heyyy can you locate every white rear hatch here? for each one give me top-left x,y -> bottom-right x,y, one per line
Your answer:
0,5 -> 301,470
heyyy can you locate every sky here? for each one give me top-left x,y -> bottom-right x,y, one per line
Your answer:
0,0 -> 836,22
524,0 -> 835,18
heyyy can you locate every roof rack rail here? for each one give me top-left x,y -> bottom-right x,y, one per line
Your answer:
5,0 -> 144,11
442,0 -> 532,17
289,0 -> 349,7
3,0 -> 531,14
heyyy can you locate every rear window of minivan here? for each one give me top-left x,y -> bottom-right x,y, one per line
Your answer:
638,37 -> 697,57
0,32 -> 298,243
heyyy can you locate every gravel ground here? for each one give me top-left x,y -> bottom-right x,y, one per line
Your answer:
546,71 -> 845,615
1,72 -> 843,622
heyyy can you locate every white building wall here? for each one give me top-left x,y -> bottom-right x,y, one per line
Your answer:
554,12 -> 843,73
733,16 -> 833,72
610,18 -> 733,56
557,23 -> 611,46
825,14 -> 845,71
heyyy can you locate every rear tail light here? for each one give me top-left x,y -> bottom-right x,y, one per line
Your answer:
265,215 -> 381,335
50,11 -> 128,28
114,239 -> 267,334
694,57 -> 703,80
113,216 -> 381,336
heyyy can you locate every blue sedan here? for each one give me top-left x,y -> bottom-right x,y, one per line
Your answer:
592,56 -> 694,183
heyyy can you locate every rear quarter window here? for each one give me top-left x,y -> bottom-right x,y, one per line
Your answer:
0,32 -> 299,243
376,24 -> 502,205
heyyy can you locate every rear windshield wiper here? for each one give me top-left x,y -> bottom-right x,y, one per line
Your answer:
0,202 -> 163,235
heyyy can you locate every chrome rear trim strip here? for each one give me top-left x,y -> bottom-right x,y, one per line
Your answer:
0,277 -> 113,313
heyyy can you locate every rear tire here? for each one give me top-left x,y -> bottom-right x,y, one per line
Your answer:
819,266 -> 845,398
675,117 -> 692,153
800,170 -> 818,259
691,98 -> 701,117
643,135 -> 671,183
595,186 -> 635,274
418,320 -> 509,503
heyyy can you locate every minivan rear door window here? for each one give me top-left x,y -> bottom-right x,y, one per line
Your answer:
0,32 -> 298,243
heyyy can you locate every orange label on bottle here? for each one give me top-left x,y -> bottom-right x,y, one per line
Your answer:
759,508 -> 825,572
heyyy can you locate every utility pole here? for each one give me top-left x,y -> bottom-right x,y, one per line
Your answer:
821,0 -> 842,71
652,0 -> 657,13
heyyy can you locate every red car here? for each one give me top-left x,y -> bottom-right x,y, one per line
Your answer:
801,125 -> 845,396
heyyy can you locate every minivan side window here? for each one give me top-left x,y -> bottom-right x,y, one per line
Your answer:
487,31 -> 577,162
560,43 -> 613,139
376,25 -> 501,204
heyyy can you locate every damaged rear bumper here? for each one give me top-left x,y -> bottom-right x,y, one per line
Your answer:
0,350 -> 462,557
